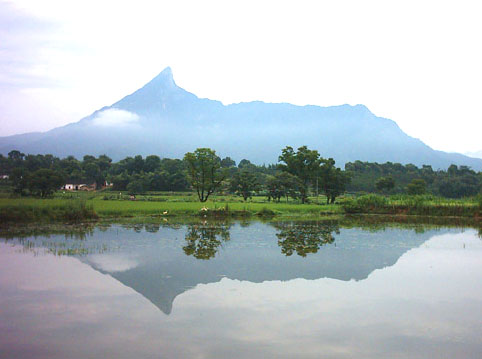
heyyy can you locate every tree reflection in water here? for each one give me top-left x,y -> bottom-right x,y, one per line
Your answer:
274,221 -> 339,257
183,222 -> 231,260
144,223 -> 161,233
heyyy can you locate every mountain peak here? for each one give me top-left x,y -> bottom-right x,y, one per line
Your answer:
149,66 -> 176,88
158,66 -> 173,77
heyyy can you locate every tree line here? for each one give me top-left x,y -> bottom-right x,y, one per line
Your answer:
184,146 -> 350,203
1,147 -> 480,200
345,160 -> 481,198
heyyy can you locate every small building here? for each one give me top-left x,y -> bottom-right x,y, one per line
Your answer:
0,174 -> 9,180
63,184 -> 80,190
103,181 -> 113,189
79,183 -> 97,191
63,183 -> 94,191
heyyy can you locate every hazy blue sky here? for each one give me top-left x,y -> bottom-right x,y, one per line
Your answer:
0,0 -> 481,153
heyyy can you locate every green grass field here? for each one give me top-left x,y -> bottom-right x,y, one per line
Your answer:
0,192 -> 341,222
0,191 -> 480,223
91,198 -> 341,217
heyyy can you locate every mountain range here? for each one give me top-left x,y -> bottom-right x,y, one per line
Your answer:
1,67 -> 481,170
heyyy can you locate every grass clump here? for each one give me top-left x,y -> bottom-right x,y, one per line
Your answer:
0,198 -> 97,222
342,193 -> 479,217
342,194 -> 388,213
256,207 -> 277,217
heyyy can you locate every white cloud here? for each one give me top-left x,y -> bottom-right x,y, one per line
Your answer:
87,254 -> 139,273
91,109 -> 139,127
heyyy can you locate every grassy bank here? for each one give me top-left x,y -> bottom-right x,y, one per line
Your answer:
0,198 -> 97,222
342,194 -> 480,218
0,193 -> 343,222
91,198 -> 342,218
0,192 -> 480,223
0,196 -> 342,222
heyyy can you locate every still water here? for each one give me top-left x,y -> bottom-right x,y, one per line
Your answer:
0,220 -> 481,358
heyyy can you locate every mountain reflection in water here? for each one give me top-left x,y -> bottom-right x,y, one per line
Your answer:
1,220 -> 448,315
1,220 -> 481,359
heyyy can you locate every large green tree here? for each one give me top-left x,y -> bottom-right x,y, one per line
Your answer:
406,178 -> 426,195
278,146 -> 321,203
230,169 -> 260,201
375,176 -> 395,193
319,159 -> 351,203
27,169 -> 64,197
266,172 -> 301,202
126,179 -> 144,195
184,148 -> 227,202
144,155 -> 161,172
10,168 -> 29,195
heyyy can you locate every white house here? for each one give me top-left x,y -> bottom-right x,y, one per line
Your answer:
63,184 -> 87,191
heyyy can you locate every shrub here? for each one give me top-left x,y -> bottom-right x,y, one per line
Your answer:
342,194 -> 388,213
257,207 -> 276,217
356,194 -> 389,208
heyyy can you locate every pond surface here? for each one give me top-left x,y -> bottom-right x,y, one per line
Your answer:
0,220 -> 481,358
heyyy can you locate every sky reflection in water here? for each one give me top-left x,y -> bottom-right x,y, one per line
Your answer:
0,221 -> 481,359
